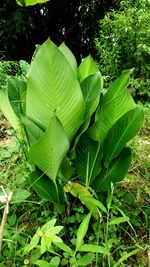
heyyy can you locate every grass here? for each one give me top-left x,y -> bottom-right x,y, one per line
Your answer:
0,117 -> 29,189
0,103 -> 150,266
129,103 -> 150,180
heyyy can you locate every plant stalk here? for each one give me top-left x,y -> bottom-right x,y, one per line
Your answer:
0,192 -> 13,253
0,204 -> 8,253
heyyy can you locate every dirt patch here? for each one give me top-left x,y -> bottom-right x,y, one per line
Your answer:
0,118 -> 14,146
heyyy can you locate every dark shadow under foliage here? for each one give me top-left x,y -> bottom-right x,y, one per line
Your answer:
0,0 -> 120,61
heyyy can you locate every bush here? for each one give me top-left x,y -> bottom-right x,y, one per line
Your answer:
95,0 -> 150,101
0,61 -> 20,88
0,60 -> 29,89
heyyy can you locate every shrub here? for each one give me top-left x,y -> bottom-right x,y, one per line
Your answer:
95,0 -> 150,101
0,39 -> 144,212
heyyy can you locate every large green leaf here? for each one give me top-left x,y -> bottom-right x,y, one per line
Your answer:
0,90 -> 20,131
93,147 -> 132,192
88,70 -> 135,142
76,134 -> 102,186
104,107 -> 144,167
70,73 -> 102,156
21,115 -> 44,145
16,0 -> 49,6
59,156 -> 74,182
26,39 -> 84,141
30,115 -> 69,183
59,42 -> 77,74
28,170 -> 64,204
7,77 -> 27,118
78,55 -> 101,83
81,72 -> 102,117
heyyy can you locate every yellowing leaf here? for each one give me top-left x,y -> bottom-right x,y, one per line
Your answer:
65,182 -> 102,219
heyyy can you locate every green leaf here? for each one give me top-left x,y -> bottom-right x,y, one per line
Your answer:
69,118 -> 90,160
88,70 -> 135,142
24,233 -> 40,253
104,107 -> 144,167
102,69 -> 133,104
76,212 -> 91,251
34,260 -> 53,267
59,156 -> 74,182
26,39 -> 85,141
19,60 -> 30,76
93,147 -> 132,192
41,219 -> 57,231
109,216 -> 129,225
45,238 -> 52,250
50,257 -> 60,267
78,244 -> 108,255
28,170 -> 64,204
47,226 -> 63,235
53,242 -> 73,255
51,235 -> 63,243
81,73 -> 102,117
35,257 -> 60,267
41,235 -> 47,254
114,249 -> 140,267
7,77 -> 27,118
21,115 -> 44,145
70,73 -> 102,155
12,189 -> 31,203
76,134 -> 102,185
30,115 -> 69,183
8,214 -> 17,226
16,0 -> 49,6
81,196 -> 107,213
77,253 -> 95,266
78,55 -> 100,83
59,42 -> 77,74
0,90 -> 20,131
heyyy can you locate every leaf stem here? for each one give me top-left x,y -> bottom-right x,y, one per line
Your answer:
54,182 -> 60,206
95,220 -> 101,266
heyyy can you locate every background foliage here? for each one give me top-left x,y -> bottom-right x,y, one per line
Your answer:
0,0 -> 120,61
95,0 -> 150,101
